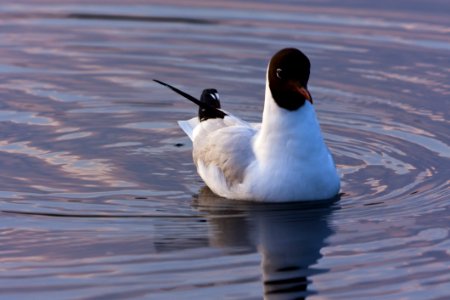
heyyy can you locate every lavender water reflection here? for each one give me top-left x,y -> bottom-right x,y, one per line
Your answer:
0,0 -> 449,299
195,187 -> 337,300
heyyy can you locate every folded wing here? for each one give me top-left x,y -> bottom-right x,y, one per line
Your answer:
193,117 -> 256,188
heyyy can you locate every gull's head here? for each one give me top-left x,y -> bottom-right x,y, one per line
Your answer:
268,48 -> 313,111
198,88 -> 221,122
200,88 -> 220,108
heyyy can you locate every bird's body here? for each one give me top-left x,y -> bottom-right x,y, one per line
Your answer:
156,48 -> 340,202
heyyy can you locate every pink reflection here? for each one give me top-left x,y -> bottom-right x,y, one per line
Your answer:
0,141 -> 133,188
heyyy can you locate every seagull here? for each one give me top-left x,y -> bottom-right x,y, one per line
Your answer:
154,48 -> 340,202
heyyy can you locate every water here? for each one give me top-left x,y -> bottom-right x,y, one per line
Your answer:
0,1 -> 449,299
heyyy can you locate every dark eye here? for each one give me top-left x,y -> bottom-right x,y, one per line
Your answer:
276,68 -> 284,79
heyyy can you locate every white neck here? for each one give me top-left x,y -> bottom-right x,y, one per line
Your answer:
254,80 -> 326,163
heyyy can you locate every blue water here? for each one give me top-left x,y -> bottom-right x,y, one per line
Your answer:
0,1 -> 449,299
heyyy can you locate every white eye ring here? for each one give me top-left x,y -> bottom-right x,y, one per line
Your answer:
276,68 -> 283,79
210,92 -> 219,100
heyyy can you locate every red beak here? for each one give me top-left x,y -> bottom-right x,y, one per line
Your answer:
296,85 -> 313,104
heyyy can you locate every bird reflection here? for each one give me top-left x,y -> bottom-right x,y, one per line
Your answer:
193,187 -> 338,300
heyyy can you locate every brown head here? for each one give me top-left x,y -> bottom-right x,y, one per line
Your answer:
268,48 -> 313,111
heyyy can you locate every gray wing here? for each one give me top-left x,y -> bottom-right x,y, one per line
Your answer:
193,123 -> 256,187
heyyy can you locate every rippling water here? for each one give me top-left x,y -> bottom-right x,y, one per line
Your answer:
1,1 -> 449,299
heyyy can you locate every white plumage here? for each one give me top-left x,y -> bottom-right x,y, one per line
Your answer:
178,77 -> 340,202
158,48 -> 340,202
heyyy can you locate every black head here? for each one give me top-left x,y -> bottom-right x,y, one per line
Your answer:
200,89 -> 220,108
153,79 -> 227,120
199,88 -> 221,121
268,48 -> 313,111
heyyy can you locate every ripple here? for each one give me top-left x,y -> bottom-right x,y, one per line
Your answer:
0,1 -> 449,299
0,110 -> 55,125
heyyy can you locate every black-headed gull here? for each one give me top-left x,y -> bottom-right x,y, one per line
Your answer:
154,48 -> 340,202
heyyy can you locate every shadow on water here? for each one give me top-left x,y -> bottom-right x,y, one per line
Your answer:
66,13 -> 217,25
3,12 -> 217,25
193,187 -> 339,300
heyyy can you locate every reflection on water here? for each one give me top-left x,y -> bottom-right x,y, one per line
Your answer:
195,187 -> 337,299
0,0 -> 449,299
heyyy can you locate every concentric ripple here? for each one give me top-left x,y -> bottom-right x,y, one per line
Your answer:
318,88 -> 449,219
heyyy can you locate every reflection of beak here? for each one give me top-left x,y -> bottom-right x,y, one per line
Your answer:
296,85 -> 313,104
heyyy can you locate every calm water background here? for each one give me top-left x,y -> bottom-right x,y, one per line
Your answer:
0,0 -> 449,299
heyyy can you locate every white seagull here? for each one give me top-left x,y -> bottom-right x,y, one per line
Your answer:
154,48 -> 340,202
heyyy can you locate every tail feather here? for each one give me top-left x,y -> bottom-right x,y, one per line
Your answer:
177,117 -> 199,141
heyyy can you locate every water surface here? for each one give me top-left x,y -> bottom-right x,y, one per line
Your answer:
0,1 -> 449,299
